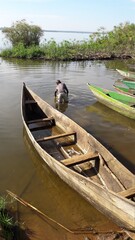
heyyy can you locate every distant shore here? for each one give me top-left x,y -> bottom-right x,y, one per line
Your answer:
1,22 -> 135,61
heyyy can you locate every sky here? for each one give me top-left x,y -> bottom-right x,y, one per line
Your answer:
0,0 -> 135,32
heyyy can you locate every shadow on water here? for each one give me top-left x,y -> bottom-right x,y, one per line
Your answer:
12,225 -> 34,240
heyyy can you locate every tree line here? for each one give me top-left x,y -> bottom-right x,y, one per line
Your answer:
0,20 -> 135,60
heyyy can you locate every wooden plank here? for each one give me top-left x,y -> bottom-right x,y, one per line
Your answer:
119,186 -> 135,198
27,117 -> 54,124
37,132 -> 76,143
25,100 -> 36,104
98,154 -> 125,192
61,152 -> 98,167
29,125 -> 53,131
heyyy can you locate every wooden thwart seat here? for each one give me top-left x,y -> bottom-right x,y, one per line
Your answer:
25,100 -> 36,104
61,152 -> 98,167
27,117 -> 54,124
37,132 -> 76,143
119,186 -> 135,198
28,117 -> 55,131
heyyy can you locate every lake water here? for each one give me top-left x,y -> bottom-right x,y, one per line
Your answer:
0,57 -> 135,239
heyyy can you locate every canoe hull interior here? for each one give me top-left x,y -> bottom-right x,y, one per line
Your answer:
21,84 -> 135,231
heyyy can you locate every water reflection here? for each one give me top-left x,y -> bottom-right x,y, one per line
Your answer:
86,102 -> 135,129
104,58 -> 135,71
54,100 -> 68,113
2,57 -> 87,69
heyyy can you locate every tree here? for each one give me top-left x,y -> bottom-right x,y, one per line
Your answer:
2,20 -> 43,47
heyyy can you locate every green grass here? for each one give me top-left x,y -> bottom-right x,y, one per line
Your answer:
0,196 -> 16,240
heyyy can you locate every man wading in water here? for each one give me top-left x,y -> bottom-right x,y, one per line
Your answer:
54,80 -> 69,103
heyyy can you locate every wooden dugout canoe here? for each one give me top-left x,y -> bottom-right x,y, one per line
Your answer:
22,83 -> 135,232
87,83 -> 135,120
116,68 -> 135,81
113,84 -> 135,97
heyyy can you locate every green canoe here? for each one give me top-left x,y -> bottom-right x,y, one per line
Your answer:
116,69 -> 135,81
113,84 -> 135,97
122,80 -> 135,89
87,83 -> 135,120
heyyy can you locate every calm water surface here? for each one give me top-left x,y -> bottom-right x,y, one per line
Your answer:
0,57 -> 135,239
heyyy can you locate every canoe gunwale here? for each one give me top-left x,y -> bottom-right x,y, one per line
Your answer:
113,84 -> 135,97
21,84 -> 135,231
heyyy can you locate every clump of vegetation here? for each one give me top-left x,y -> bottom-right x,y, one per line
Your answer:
0,195 -> 29,240
0,196 -> 16,240
0,43 -> 45,59
1,21 -> 135,60
2,20 -> 43,47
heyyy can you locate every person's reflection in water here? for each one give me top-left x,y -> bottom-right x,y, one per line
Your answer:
55,100 -> 68,113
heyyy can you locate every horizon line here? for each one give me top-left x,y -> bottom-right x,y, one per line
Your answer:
0,28 -> 107,34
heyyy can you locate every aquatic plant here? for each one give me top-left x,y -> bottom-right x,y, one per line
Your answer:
0,211 -> 14,240
0,197 -> 6,211
0,196 -> 16,240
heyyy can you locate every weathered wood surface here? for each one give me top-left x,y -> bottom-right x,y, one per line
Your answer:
119,186 -> 135,198
37,132 -> 76,143
21,83 -> 135,232
61,152 -> 98,166
27,116 -> 54,124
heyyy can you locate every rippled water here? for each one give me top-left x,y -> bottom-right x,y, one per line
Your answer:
0,57 -> 135,239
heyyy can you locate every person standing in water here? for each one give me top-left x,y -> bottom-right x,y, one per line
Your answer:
54,80 -> 69,103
